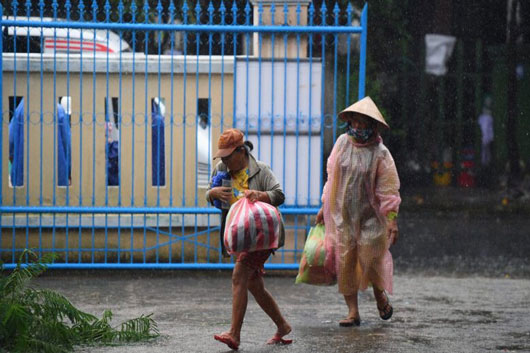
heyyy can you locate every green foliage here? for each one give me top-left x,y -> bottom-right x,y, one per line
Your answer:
0,250 -> 159,353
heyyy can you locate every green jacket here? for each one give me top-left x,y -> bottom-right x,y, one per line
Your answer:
206,154 -> 286,249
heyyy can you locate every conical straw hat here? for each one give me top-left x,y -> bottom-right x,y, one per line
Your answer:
338,96 -> 389,129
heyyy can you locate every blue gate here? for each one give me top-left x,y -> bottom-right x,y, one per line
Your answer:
0,0 -> 367,269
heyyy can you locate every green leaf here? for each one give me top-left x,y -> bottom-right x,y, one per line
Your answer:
0,249 -> 159,353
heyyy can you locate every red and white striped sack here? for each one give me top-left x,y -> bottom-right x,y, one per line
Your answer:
223,197 -> 281,254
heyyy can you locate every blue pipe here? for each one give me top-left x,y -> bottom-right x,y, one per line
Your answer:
2,263 -> 301,270
1,20 -> 364,34
0,206 -> 319,214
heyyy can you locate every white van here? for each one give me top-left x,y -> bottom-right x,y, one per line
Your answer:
2,16 -> 130,54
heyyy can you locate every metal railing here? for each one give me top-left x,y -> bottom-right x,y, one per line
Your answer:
0,0 -> 367,269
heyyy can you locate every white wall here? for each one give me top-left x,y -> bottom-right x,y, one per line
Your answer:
235,59 -> 323,206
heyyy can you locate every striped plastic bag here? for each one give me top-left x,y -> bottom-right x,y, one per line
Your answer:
223,197 -> 281,254
295,224 -> 336,285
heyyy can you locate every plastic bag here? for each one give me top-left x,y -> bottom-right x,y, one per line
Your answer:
210,171 -> 231,209
295,224 -> 336,285
223,197 -> 281,254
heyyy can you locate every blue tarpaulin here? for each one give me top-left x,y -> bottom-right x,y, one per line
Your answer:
9,98 -> 24,187
107,140 -> 119,186
57,104 -> 72,186
105,97 -> 120,186
151,98 -> 166,186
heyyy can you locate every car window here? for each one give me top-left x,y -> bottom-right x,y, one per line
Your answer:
2,16 -> 130,53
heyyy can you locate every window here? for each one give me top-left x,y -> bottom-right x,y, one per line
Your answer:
9,96 -> 24,123
8,96 -> 24,187
197,98 -> 210,130
105,97 -> 120,186
57,96 -> 72,186
3,32 -> 42,53
151,97 -> 166,187
197,98 -> 211,188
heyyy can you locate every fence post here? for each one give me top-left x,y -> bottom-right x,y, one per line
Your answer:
437,76 -> 446,176
455,40 -> 464,172
400,45 -> 407,148
358,4 -> 367,99
418,43 -> 427,173
474,40 -> 483,166
0,3 -> 3,206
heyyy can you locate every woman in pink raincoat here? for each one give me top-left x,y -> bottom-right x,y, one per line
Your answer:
316,96 -> 400,326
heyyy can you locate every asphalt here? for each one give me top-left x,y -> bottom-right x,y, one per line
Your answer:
27,185 -> 530,352
34,271 -> 530,353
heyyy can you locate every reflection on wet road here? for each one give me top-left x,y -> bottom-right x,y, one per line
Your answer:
35,271 -> 530,353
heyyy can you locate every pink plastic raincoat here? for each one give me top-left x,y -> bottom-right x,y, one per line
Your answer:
322,134 -> 401,295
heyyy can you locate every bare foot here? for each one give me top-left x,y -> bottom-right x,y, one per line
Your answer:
267,323 -> 292,345
214,331 -> 240,350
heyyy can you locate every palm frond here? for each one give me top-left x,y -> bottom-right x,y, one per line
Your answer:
116,314 -> 159,342
29,289 -> 98,324
20,336 -> 71,353
1,250 -> 54,298
0,250 -> 159,353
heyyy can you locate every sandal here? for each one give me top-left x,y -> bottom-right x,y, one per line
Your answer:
339,316 -> 361,327
267,333 -> 293,345
377,293 -> 393,320
214,333 -> 239,350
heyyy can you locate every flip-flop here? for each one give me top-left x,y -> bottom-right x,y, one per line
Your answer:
214,333 -> 239,350
339,316 -> 361,327
267,333 -> 293,345
377,293 -> 393,320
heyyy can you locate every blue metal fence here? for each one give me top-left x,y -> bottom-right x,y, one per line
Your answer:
0,0 -> 367,270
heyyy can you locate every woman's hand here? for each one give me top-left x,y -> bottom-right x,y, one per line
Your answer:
315,207 -> 324,225
387,219 -> 398,245
244,190 -> 270,203
210,186 -> 232,203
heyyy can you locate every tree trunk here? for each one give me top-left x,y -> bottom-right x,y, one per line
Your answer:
506,0 -> 521,186
433,0 -> 453,34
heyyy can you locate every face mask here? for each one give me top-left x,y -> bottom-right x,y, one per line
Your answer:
347,124 -> 374,142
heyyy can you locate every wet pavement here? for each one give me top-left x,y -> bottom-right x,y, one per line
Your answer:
34,270 -> 530,353
393,210 -> 530,278
31,201 -> 530,353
